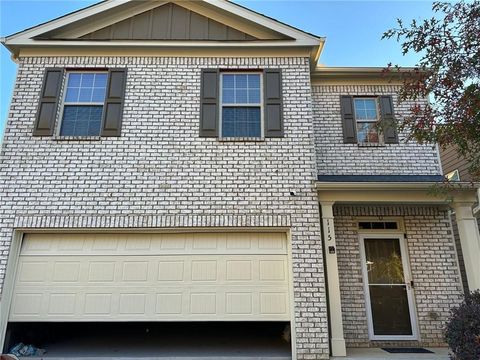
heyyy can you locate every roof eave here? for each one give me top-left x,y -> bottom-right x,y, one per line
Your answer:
311,66 -> 428,81
4,38 -> 320,49
4,0 -> 323,49
315,181 -> 479,191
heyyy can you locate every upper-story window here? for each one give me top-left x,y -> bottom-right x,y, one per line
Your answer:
353,98 -> 382,144
340,95 -> 398,145
220,73 -> 262,138
199,69 -> 283,139
60,72 -> 108,136
32,68 -> 126,137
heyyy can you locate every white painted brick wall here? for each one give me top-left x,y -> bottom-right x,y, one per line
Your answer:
0,56 -> 329,359
312,85 -> 442,176
334,205 -> 463,347
0,56 -> 461,356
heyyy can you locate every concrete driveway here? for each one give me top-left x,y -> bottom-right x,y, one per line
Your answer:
331,347 -> 449,360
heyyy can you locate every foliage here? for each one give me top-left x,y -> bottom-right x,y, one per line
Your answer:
367,252 -> 404,284
383,1 -> 480,181
444,290 -> 480,360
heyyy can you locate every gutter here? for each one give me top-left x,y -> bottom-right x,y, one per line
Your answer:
314,181 -> 479,191
1,37 -> 19,61
315,181 -> 438,191
310,66 -> 429,82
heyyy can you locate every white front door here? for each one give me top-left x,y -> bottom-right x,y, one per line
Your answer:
359,234 -> 418,340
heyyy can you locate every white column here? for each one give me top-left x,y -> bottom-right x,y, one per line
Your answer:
320,201 -> 346,357
452,201 -> 480,290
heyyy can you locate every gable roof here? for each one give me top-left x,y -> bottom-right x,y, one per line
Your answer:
76,3 -> 261,41
2,0 -> 324,66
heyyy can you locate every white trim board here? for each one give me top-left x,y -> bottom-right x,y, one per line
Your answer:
358,233 -> 419,341
2,0 -> 322,46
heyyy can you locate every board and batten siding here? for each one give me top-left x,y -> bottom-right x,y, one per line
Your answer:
78,3 -> 259,41
439,145 -> 478,296
439,145 -> 472,182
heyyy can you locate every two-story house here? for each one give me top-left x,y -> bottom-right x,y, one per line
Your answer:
0,1 -> 479,359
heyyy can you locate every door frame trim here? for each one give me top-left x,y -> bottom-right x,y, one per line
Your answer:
359,232 -> 419,341
0,231 -> 24,352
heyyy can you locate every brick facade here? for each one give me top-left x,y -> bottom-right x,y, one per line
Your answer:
0,56 -> 331,359
333,204 -> 463,348
0,54 -> 465,358
311,85 -> 442,176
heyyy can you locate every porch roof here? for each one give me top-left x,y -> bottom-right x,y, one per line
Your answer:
315,180 -> 479,205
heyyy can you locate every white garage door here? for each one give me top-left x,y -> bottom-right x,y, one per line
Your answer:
10,232 -> 290,322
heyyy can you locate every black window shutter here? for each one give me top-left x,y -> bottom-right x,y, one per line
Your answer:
199,69 -> 219,137
340,95 -> 357,143
33,68 -> 64,136
264,69 -> 284,138
101,68 -> 127,137
379,95 -> 399,144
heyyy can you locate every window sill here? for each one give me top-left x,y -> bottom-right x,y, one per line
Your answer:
218,137 -> 265,142
357,142 -> 386,148
52,136 -> 103,141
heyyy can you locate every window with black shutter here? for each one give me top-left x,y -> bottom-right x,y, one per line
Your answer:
340,95 -> 398,144
200,69 -> 284,139
33,67 -> 127,137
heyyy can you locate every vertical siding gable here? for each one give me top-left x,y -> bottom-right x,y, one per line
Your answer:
81,3 -> 258,41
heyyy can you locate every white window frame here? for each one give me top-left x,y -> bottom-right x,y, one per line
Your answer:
356,217 -> 405,232
358,232 -> 419,341
219,71 -> 264,139
57,70 -> 108,137
353,97 -> 383,144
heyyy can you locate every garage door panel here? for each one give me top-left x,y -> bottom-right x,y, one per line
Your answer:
11,293 -> 43,316
158,261 -> 184,281
88,262 -> 116,282
260,292 -> 288,315
15,256 -> 288,286
53,262 -> 81,282
121,262 -> 149,282
10,288 -> 290,321
21,233 -> 287,256
156,293 -> 183,314
226,260 -> 252,281
48,293 -> 77,315
11,286 -> 290,320
18,262 -> 49,282
225,293 -> 253,315
11,233 -> 290,322
84,293 -> 112,314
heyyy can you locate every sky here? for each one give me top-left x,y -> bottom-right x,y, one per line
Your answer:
0,0 -> 436,140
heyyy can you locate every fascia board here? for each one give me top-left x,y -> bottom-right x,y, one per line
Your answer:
203,0 -> 321,42
52,1 -> 169,39
5,39 -> 318,48
5,0 -> 126,42
5,0 -> 321,48
311,66 -> 428,79
177,1 -> 285,40
17,46 -> 312,58
315,181 -> 480,204
315,181 -> 479,190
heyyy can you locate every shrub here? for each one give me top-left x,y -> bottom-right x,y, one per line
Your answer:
445,290 -> 480,360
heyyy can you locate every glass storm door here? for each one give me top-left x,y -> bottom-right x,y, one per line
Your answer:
360,235 -> 417,340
